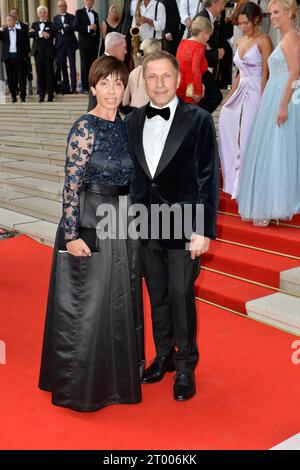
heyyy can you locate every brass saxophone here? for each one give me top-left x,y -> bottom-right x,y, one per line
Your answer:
130,0 -> 142,56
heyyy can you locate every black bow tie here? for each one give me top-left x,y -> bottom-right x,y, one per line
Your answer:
9,28 -> 16,31
146,105 -> 170,121
86,8 -> 92,12
39,21 -> 45,24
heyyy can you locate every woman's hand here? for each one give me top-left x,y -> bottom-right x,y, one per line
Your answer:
277,103 -> 288,127
66,238 -> 92,257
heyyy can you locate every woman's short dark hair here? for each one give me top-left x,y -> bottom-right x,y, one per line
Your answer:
88,56 -> 129,88
238,2 -> 263,25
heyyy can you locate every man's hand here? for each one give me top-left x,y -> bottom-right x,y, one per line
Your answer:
89,23 -> 97,31
66,238 -> 92,257
42,31 -> 50,39
218,48 -> 225,59
185,18 -> 192,29
189,234 -> 210,259
165,32 -> 173,41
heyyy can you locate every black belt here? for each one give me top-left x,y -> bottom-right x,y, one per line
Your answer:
82,183 -> 130,196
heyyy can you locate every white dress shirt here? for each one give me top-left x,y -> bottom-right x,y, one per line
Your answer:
131,0 -> 166,41
86,6 -> 95,33
206,9 -> 216,74
180,0 -> 204,25
8,28 -> 17,53
143,96 -> 178,178
38,22 -> 46,38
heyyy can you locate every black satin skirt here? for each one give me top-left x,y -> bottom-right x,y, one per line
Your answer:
38,187 -> 145,412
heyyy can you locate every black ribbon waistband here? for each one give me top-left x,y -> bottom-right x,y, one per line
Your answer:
82,183 -> 130,196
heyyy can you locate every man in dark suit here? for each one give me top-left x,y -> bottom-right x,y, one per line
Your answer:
0,15 -> 29,102
126,51 -> 219,401
29,5 -> 56,102
194,0 -> 226,113
162,0 -> 185,56
74,0 -> 100,93
10,7 -> 33,94
53,0 -> 78,94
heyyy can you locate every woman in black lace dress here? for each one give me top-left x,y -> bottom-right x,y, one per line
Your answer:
38,56 -> 144,412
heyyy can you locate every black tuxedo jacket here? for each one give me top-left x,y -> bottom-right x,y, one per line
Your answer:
126,100 -> 219,248
29,21 -> 56,58
162,0 -> 181,37
195,9 -> 220,68
53,13 -> 78,50
74,8 -> 100,48
0,27 -> 30,62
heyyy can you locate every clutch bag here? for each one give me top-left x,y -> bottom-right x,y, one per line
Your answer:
186,83 -> 194,98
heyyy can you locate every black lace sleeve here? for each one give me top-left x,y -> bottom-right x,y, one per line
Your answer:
62,118 -> 95,241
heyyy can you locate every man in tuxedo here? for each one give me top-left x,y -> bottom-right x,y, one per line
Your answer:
0,15 -> 29,102
162,0 -> 185,56
195,0 -> 226,113
74,0 -> 100,93
29,6 -> 56,102
87,32 -> 127,112
10,7 -> 33,92
53,0 -> 78,94
126,51 -> 219,401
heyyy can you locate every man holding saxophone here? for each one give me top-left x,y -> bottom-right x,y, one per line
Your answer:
131,0 -> 166,42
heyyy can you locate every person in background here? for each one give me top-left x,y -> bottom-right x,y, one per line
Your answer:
219,2 -> 272,199
238,0 -> 300,226
0,14 -> 29,102
176,17 -> 212,104
53,0 -> 78,94
123,38 -> 161,108
10,7 -> 31,95
29,6 -> 56,103
180,0 -> 204,32
194,0 -> 227,113
74,0 -> 100,93
163,0 -> 185,56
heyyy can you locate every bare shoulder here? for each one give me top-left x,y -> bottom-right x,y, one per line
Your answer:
282,29 -> 300,48
257,33 -> 273,49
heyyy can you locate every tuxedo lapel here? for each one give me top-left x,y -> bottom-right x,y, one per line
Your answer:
132,106 -> 152,180
154,100 -> 194,178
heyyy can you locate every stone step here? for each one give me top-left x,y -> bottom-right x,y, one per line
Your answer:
280,267 -> 300,296
3,176 -> 63,202
0,146 -> 65,166
0,189 -> 32,210
0,125 -> 70,138
0,207 -> 57,246
0,116 -> 74,125
246,292 -> 300,336
0,159 -> 64,182
0,136 -> 66,152
10,195 -> 61,224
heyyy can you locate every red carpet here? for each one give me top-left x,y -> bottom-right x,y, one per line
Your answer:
202,240 -> 300,287
217,213 -> 300,257
1,235 -> 300,450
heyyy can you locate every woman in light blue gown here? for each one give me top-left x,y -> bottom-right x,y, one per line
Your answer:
238,0 -> 300,226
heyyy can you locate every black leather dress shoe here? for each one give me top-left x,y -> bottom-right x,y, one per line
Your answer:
39,97 -> 44,103
142,355 -> 175,384
174,371 -> 196,401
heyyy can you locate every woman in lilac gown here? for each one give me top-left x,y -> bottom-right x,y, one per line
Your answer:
218,2 -> 273,199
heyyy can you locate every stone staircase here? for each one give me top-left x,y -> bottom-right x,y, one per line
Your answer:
0,95 -> 86,245
0,95 -> 299,336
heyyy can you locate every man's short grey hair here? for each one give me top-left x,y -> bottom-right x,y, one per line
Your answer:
105,32 -> 126,51
203,0 -> 219,7
37,6 -> 48,14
